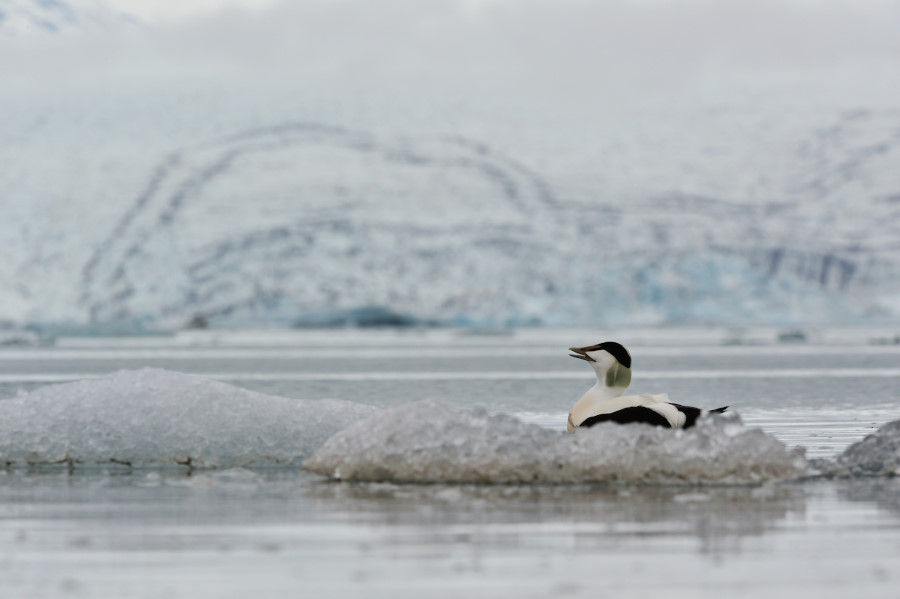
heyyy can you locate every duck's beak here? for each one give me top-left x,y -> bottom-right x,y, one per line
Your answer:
568,346 -> 595,362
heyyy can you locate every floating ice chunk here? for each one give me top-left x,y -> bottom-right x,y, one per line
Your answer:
0,368 -> 379,468
304,399 -> 809,484
836,419 -> 900,476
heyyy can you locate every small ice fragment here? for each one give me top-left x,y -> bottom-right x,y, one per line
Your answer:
837,419 -> 900,476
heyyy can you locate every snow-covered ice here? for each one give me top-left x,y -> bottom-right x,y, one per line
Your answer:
0,368 -> 379,468
303,399 -> 809,484
835,419 -> 900,477
4,366 -> 900,483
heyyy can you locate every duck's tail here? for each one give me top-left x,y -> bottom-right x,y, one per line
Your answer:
709,406 -> 728,414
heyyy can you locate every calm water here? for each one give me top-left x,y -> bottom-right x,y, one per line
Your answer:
1,328 -> 899,597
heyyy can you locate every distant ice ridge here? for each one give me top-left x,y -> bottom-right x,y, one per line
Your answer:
303,400 -> 809,484
3,110 -> 900,330
0,368 -> 379,468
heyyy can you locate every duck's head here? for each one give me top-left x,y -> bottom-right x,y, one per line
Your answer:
568,341 -> 632,389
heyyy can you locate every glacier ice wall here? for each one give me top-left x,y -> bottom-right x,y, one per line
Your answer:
0,0 -> 134,37
3,4 -> 900,329
3,113 -> 898,331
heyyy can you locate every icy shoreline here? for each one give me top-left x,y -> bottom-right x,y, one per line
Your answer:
0,368 -> 897,483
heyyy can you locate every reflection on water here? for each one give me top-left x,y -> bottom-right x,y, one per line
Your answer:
304,479 -> 808,558
2,471 -> 899,598
837,478 -> 900,517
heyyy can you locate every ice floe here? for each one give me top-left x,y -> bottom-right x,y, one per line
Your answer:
835,419 -> 900,476
0,368 -> 379,468
303,399 -> 809,484
5,368 -> 900,482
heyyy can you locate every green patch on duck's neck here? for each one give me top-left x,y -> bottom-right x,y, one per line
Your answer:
604,363 -> 632,389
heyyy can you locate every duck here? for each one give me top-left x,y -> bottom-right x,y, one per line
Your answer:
567,341 -> 727,432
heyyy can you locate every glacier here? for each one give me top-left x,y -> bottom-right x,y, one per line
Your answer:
2,1 -> 900,330
0,0 -> 133,36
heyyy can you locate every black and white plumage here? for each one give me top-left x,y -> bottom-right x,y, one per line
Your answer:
566,341 -> 727,432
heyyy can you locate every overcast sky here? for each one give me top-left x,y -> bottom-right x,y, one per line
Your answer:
121,0 -> 900,77
4,0 -> 899,106
104,0 -> 900,64
108,0 -> 900,34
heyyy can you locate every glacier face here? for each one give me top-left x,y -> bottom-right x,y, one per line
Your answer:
78,125 -> 568,327
0,0 -> 132,36
2,4 -> 900,330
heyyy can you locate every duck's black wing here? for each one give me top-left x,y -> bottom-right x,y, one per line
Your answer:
670,404 -> 729,429
579,406 -> 673,429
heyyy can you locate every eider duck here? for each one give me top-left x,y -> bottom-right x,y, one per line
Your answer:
567,341 -> 727,432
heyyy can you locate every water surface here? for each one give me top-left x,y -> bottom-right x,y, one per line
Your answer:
1,328 -> 899,597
